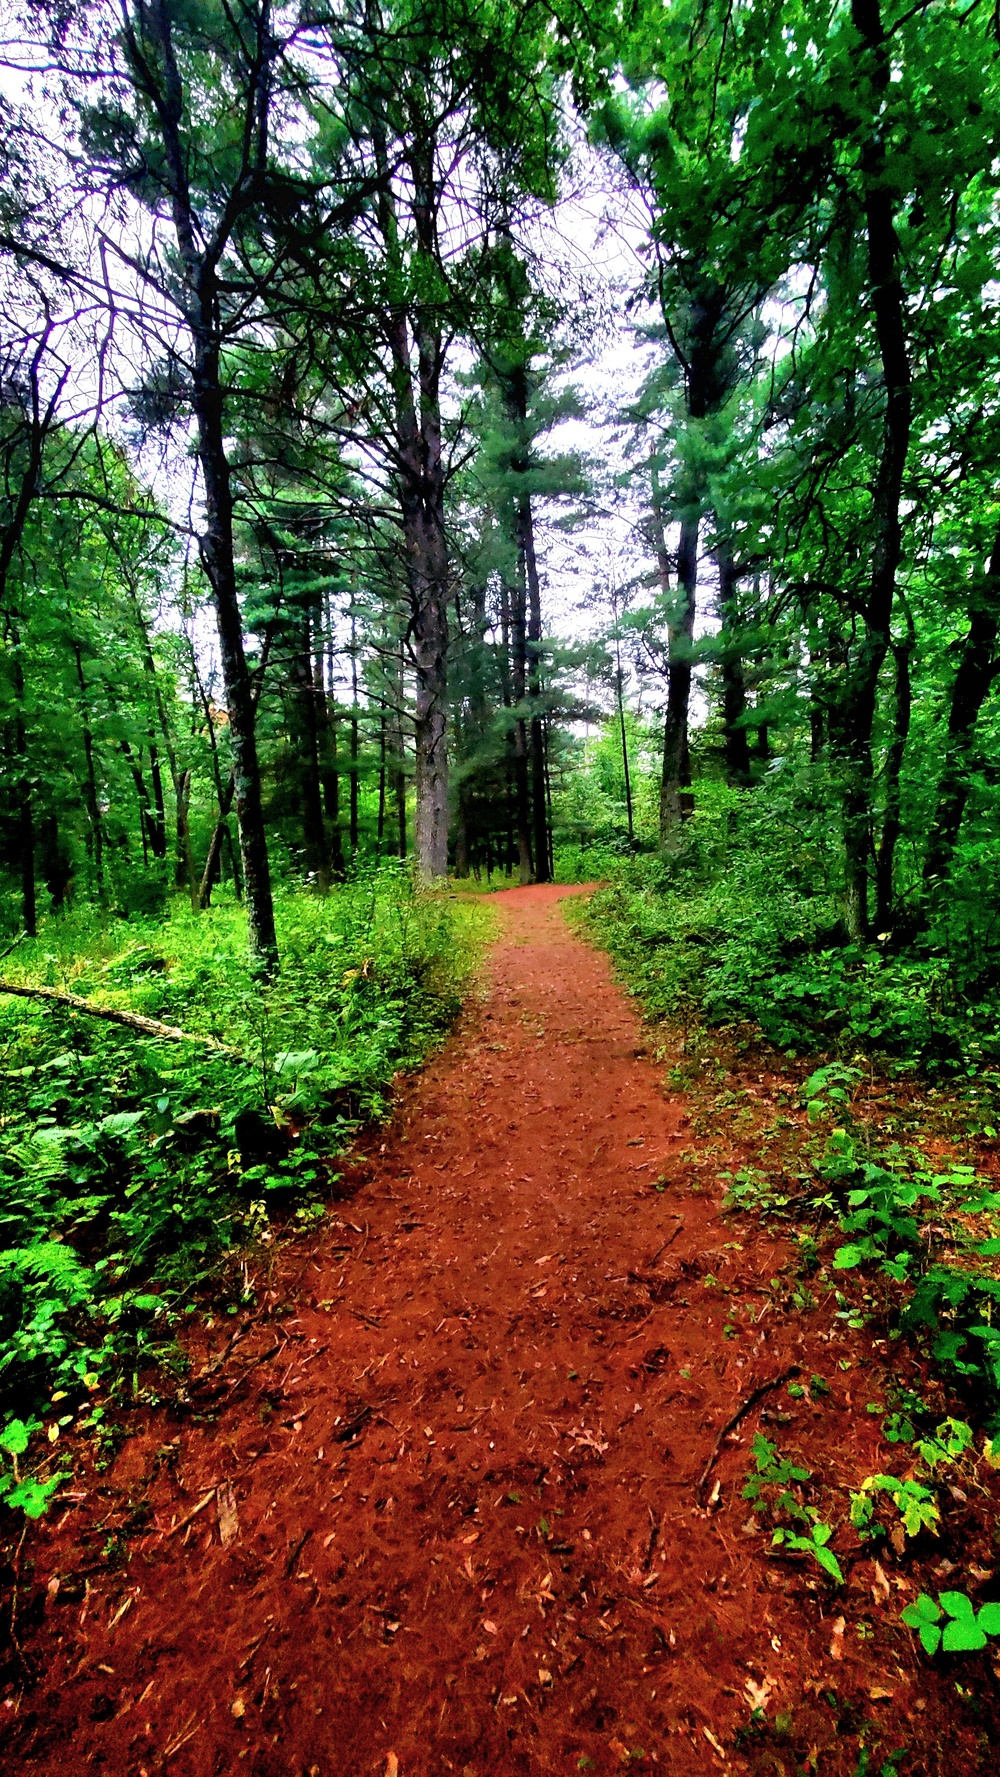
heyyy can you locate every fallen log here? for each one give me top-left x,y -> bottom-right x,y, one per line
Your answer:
0,979 -> 236,1053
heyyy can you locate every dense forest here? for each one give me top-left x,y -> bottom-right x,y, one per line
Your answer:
4,0 -> 1000,982
4,1 -> 1000,1754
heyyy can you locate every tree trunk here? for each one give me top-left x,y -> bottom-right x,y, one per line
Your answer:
290,608 -> 330,891
72,643 -> 105,903
138,0 -> 278,968
194,376 -> 278,966
10,632 -> 36,937
519,494 -> 551,882
376,714 -> 386,852
715,537 -> 751,788
349,616 -> 360,856
831,0 -> 913,942
505,571 -> 533,883
174,767 -> 197,904
875,631 -> 913,931
659,510 -> 698,842
923,528 -> 1000,887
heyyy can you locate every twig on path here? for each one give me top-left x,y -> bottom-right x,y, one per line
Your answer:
642,1505 -> 660,1572
646,1218 -> 685,1267
239,1625 -> 272,1672
348,1308 -> 381,1329
695,1365 -> 802,1505
214,1338 -> 287,1407
6,1520 -> 32,1682
283,1528 -> 312,1578
164,1488 -> 217,1538
162,1713 -> 200,1760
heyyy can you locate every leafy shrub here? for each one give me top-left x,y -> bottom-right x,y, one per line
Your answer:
0,871 -> 486,1511
583,777 -> 1000,1068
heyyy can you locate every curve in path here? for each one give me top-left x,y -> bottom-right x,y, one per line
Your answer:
7,886 -> 859,1775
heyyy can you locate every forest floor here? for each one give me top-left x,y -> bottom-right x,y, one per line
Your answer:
0,885 -> 991,1776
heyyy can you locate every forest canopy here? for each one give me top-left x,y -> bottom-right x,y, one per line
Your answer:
1,0 -> 999,1014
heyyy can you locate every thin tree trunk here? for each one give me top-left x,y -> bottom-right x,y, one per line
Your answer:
139,0 -> 277,969
174,768 -> 198,906
72,643 -> 105,903
831,0 -> 913,941
10,631 -> 36,937
660,510 -> 697,842
373,115 -> 450,878
875,628 -> 913,931
349,614 -> 359,856
507,571 -> 533,883
291,608 -> 330,891
715,537 -> 751,788
376,714 -> 386,852
519,494 -> 550,882
615,634 -> 635,849
923,526 -> 1000,887
118,736 -> 152,863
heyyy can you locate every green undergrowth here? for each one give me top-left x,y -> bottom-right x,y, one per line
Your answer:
575,802 -> 1000,1675
0,868 -> 488,1516
580,779 -> 1000,1075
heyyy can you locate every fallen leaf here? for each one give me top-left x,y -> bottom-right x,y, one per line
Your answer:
871,1561 -> 890,1607
537,1667 -> 553,1686
231,1698 -> 246,1720
217,1482 -> 239,1548
829,1616 -> 846,1660
744,1675 -> 775,1709
703,1726 -> 727,1757
869,1686 -> 893,1701
482,1620 -> 498,1634
385,1754 -> 399,1777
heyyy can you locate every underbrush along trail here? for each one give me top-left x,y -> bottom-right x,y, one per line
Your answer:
1,887 -> 979,1775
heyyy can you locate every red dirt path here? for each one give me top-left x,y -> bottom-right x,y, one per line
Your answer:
1,886 -> 980,1774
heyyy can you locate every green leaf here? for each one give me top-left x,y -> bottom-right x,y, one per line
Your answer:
941,1618 -> 987,1652
4,1473 -> 62,1518
918,1623 -> 942,1656
902,1594 -> 942,1628
939,1591 -> 975,1621
0,1418 -> 30,1457
812,1543 -> 844,1583
832,1244 -> 867,1269
976,1603 -> 1000,1636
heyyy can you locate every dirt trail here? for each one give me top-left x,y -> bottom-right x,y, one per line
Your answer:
2,887 -> 954,1774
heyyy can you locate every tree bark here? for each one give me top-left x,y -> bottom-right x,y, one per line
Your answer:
519,494 -> 551,881
349,615 -> 360,856
715,537 -> 751,788
10,632 -> 36,938
923,527 -> 1000,887
0,979 -> 236,1051
831,0 -> 913,941
290,607 -> 331,891
72,643 -> 105,903
659,509 -> 697,842
374,117 -> 451,878
875,629 -> 913,931
135,0 -> 278,969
